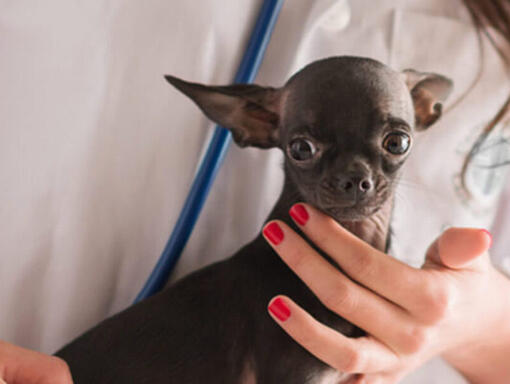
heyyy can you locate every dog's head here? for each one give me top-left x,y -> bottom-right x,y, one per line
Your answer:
165,57 -> 452,221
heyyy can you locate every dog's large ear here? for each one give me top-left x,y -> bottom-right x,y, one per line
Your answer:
165,75 -> 281,148
402,69 -> 453,131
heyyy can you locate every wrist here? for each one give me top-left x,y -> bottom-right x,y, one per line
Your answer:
444,337 -> 510,383
443,269 -> 510,383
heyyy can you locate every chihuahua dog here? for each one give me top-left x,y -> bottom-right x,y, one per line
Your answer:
56,56 -> 452,383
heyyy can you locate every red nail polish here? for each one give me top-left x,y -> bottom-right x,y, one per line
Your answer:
481,229 -> 493,249
289,204 -> 309,226
263,222 -> 284,245
268,297 -> 290,321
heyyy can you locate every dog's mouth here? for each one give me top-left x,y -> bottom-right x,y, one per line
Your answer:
319,203 -> 382,221
310,187 -> 390,222
297,180 -> 393,222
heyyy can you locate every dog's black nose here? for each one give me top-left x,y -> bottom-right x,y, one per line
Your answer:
337,175 -> 373,198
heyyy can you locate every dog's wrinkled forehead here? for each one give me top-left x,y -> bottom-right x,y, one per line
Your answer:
280,57 -> 414,141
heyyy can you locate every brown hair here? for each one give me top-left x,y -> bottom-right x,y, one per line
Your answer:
460,0 -> 510,194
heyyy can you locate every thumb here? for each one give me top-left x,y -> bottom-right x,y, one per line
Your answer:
0,340 -> 73,384
424,227 -> 492,269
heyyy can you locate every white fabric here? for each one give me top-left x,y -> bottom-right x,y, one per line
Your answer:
1,0 -> 509,382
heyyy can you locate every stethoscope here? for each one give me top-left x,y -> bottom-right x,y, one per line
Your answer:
134,0 -> 285,303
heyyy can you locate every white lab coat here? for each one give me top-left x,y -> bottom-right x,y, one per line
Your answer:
1,0 -> 509,382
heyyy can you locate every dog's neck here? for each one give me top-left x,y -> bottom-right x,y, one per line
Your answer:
268,177 -> 392,252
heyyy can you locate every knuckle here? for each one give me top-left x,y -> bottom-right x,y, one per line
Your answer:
350,249 -> 376,277
322,282 -> 357,314
399,325 -> 431,354
341,347 -> 364,373
299,325 -> 326,352
419,279 -> 437,305
419,279 -> 454,324
289,248 -> 310,271
433,287 -> 452,314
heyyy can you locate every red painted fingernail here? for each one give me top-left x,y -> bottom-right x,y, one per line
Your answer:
481,229 -> 493,249
268,297 -> 290,321
289,204 -> 309,226
263,222 -> 284,245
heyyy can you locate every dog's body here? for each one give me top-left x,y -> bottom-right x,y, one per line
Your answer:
56,57 -> 452,383
56,202 -> 359,383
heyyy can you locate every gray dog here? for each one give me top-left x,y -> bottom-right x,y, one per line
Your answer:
56,56 -> 452,383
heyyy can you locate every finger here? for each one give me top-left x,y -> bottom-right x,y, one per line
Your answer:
287,203 -> 425,308
424,227 -> 492,270
0,379 -> 7,384
0,341 -> 73,384
267,296 -> 399,374
263,221 -> 418,353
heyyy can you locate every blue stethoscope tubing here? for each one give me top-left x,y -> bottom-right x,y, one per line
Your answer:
134,0 -> 285,303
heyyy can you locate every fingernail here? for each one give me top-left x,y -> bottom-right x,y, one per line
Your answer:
481,229 -> 493,249
263,222 -> 284,245
268,297 -> 290,321
289,204 -> 309,226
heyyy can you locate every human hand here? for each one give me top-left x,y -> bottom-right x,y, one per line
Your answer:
0,341 -> 72,384
262,203 -> 510,383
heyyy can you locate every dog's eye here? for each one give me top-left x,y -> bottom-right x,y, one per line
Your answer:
288,138 -> 316,161
383,132 -> 410,155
